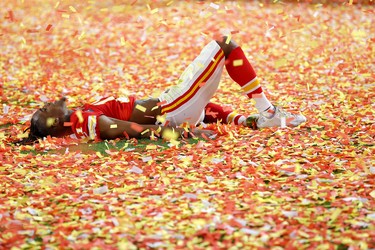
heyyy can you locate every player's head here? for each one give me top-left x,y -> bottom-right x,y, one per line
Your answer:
17,97 -> 72,144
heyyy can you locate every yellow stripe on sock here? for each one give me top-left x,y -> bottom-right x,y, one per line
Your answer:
227,112 -> 238,123
241,78 -> 260,94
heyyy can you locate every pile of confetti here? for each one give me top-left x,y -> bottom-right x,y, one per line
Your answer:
1,0 -> 374,248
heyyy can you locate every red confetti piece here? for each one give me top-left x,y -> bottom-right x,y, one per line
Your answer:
157,100 -> 167,106
63,122 -> 73,127
130,123 -> 143,133
199,81 -> 206,87
6,10 -> 15,22
123,131 -> 130,140
46,24 -> 53,31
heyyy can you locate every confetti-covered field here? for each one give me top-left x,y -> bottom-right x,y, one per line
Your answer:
1,0 -> 375,249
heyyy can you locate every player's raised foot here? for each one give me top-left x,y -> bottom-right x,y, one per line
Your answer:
256,106 -> 306,128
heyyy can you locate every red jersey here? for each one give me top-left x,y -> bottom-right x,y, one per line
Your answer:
70,96 -> 136,140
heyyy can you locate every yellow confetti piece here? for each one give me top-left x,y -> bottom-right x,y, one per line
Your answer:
69,6 -> 77,12
274,58 -> 288,68
204,12 -> 213,18
170,139 -> 180,147
155,126 -> 162,134
73,47 -> 83,53
162,128 -> 179,141
200,33 -> 209,39
370,190 -> 375,198
146,144 -> 157,150
150,8 -> 159,14
62,13 -> 70,19
166,1 -> 173,6
141,129 -> 149,135
225,34 -> 232,44
351,30 -> 367,41
336,90 -> 346,101
96,152 -> 103,158
76,110 -> 84,123
110,124 -> 117,129
330,209 -> 341,224
233,59 -> 243,67
15,168 -> 27,176
54,1 -> 60,9
156,115 -> 166,124
46,117 -> 55,127
78,31 -> 85,40
291,28 -> 305,33
135,104 -> 146,112
114,188 -> 127,193
120,37 -> 126,46
150,130 -> 156,140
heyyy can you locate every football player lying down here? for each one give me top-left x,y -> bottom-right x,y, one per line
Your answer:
20,37 -> 306,144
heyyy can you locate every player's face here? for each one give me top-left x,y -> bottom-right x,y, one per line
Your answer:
33,97 -> 70,135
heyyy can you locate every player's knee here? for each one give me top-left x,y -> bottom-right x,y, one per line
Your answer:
216,36 -> 239,58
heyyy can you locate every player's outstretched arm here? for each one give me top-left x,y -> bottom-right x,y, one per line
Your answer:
98,115 -> 214,140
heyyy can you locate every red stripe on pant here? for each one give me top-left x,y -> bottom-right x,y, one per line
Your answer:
161,50 -> 224,114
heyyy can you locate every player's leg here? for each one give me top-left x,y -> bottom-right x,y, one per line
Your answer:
158,40 -> 225,127
217,37 -> 306,128
203,102 -> 246,126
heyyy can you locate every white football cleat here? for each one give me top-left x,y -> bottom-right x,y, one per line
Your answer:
256,106 -> 307,128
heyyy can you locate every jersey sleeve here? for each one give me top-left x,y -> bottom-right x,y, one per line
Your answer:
70,109 -> 103,140
84,96 -> 136,121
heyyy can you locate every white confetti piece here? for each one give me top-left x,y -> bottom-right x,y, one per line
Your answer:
282,210 -> 298,218
94,185 -> 109,194
184,193 -> 197,199
206,175 -> 214,183
142,156 -> 152,162
211,157 -> 224,164
240,228 -> 260,236
18,230 -> 34,236
209,3 -> 219,9
111,218 -> 119,227
3,104 -> 9,114
27,207 -> 38,215
147,242 -> 164,248
40,95 -> 49,102
280,116 -> 286,128
128,166 -> 143,174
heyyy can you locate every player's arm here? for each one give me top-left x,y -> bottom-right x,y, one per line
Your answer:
98,115 -> 214,140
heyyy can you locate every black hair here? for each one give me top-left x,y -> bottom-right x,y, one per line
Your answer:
14,116 -> 49,145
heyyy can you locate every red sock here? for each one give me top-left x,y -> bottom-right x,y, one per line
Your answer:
225,47 -> 272,112
204,102 -> 245,125
225,46 -> 262,97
